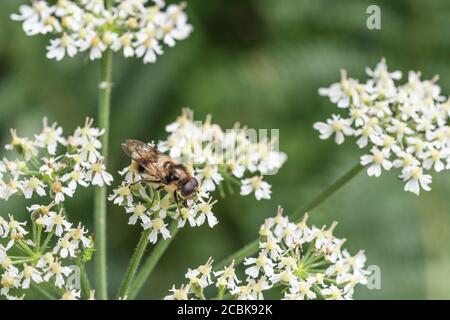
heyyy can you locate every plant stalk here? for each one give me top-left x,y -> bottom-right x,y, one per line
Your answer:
128,221 -> 179,299
116,229 -> 152,299
78,261 -> 93,299
31,283 -> 56,300
94,49 -> 113,299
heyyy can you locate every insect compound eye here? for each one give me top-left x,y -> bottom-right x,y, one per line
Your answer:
181,178 -> 198,197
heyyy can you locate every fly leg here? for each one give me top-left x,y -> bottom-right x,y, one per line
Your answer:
174,191 -> 182,216
149,185 -> 164,207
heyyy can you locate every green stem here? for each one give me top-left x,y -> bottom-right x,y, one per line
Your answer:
217,286 -> 225,300
78,260 -> 93,300
39,230 -> 55,254
94,49 -> 113,300
116,229 -> 152,299
11,258 -> 34,265
35,224 -> 42,253
290,162 -> 364,221
221,170 -> 241,186
14,243 -> 30,256
32,220 -> 37,243
218,183 -> 226,198
31,283 -> 56,300
214,163 -> 364,270
29,157 -> 41,171
22,171 -> 41,176
128,221 -> 179,299
16,240 -> 35,257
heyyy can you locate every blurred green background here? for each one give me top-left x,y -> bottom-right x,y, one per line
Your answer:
1,0 -> 450,299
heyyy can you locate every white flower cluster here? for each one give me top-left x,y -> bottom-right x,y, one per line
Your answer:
165,207 -> 370,300
110,109 -> 286,244
159,108 -> 287,199
109,178 -> 219,244
0,206 -> 92,300
0,118 -> 113,203
11,0 -> 192,63
0,118 -> 106,299
314,59 -> 450,195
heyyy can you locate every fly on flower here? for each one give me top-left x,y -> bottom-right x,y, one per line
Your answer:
111,110 -> 285,245
121,139 -> 198,211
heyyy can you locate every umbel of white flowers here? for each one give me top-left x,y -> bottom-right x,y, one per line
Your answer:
0,210 -> 93,300
0,118 -> 113,203
110,108 -> 287,244
314,59 -> 450,195
165,207 -> 370,300
11,0 -> 192,63
0,118 -> 113,300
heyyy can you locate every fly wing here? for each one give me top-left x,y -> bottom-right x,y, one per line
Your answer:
121,139 -> 171,182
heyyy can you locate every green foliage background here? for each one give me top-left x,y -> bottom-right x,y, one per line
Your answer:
1,0 -> 450,299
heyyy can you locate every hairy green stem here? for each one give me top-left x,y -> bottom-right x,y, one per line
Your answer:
128,221 -> 179,299
94,49 -> 113,300
214,163 -> 364,271
78,261 -> 93,300
116,229 -> 152,299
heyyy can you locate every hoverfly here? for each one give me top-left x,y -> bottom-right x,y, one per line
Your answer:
121,139 -> 198,211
